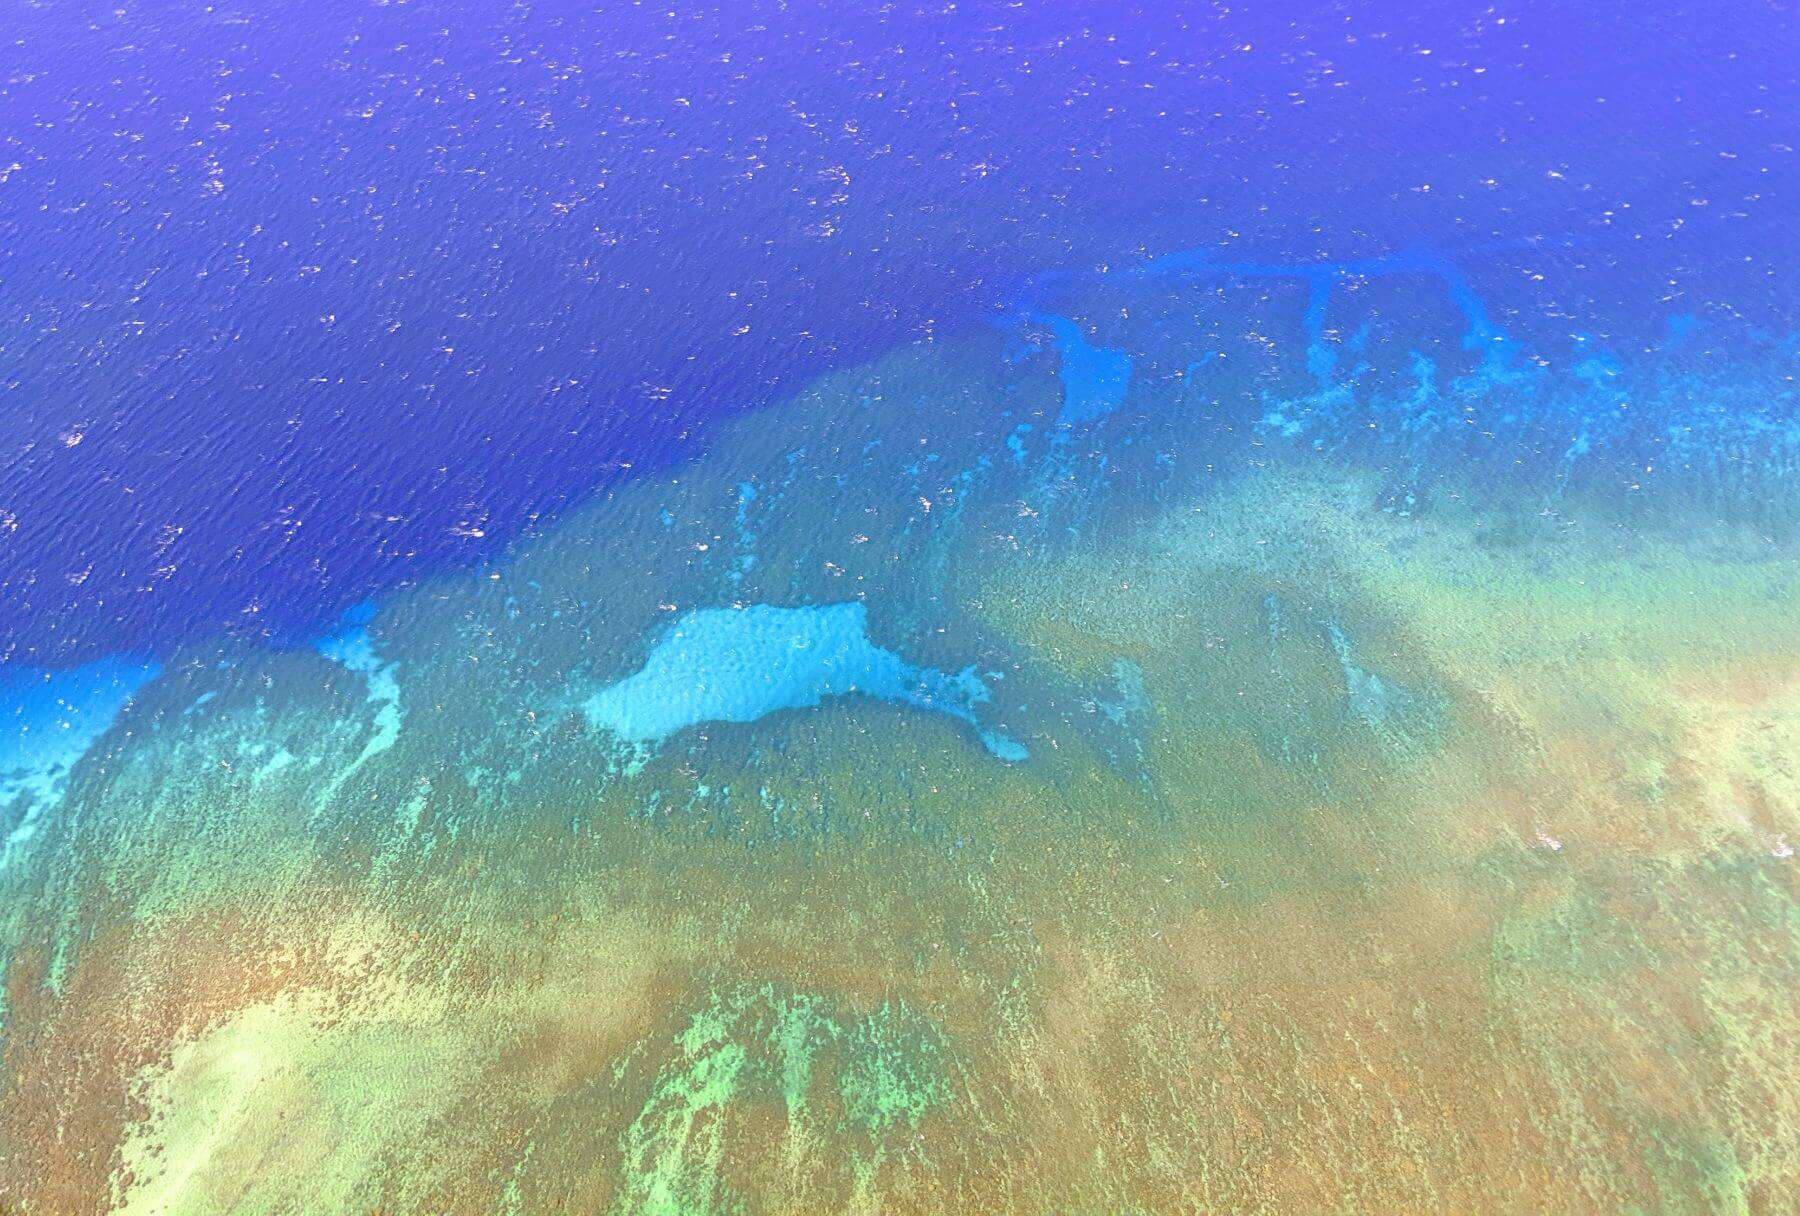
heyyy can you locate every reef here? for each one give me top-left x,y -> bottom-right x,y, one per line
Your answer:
2,233 -> 1796,1214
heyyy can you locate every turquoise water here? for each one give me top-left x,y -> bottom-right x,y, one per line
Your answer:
1,658 -> 161,872
583,602 -> 1027,762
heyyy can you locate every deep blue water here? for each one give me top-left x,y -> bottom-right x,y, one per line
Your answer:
3,0 -> 1797,669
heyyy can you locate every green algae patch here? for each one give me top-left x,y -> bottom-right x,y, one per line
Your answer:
837,1000 -> 954,1134
613,983 -> 957,1216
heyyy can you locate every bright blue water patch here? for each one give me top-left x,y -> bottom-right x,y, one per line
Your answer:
1,657 -> 160,866
313,603 -> 403,807
730,481 -> 759,583
1098,659 -> 1152,727
1325,622 -> 1439,751
1027,314 -> 1132,425
584,602 -> 1026,761
1130,244 -> 1516,387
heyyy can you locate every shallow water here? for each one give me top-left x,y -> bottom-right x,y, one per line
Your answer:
3,4 -> 1799,1214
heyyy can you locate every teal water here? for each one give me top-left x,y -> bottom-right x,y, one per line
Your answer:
583,602 -> 1027,762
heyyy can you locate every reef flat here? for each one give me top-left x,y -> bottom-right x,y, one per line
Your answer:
2,236 -> 1797,1214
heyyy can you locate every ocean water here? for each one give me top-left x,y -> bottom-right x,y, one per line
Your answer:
2,2 -> 1798,1212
